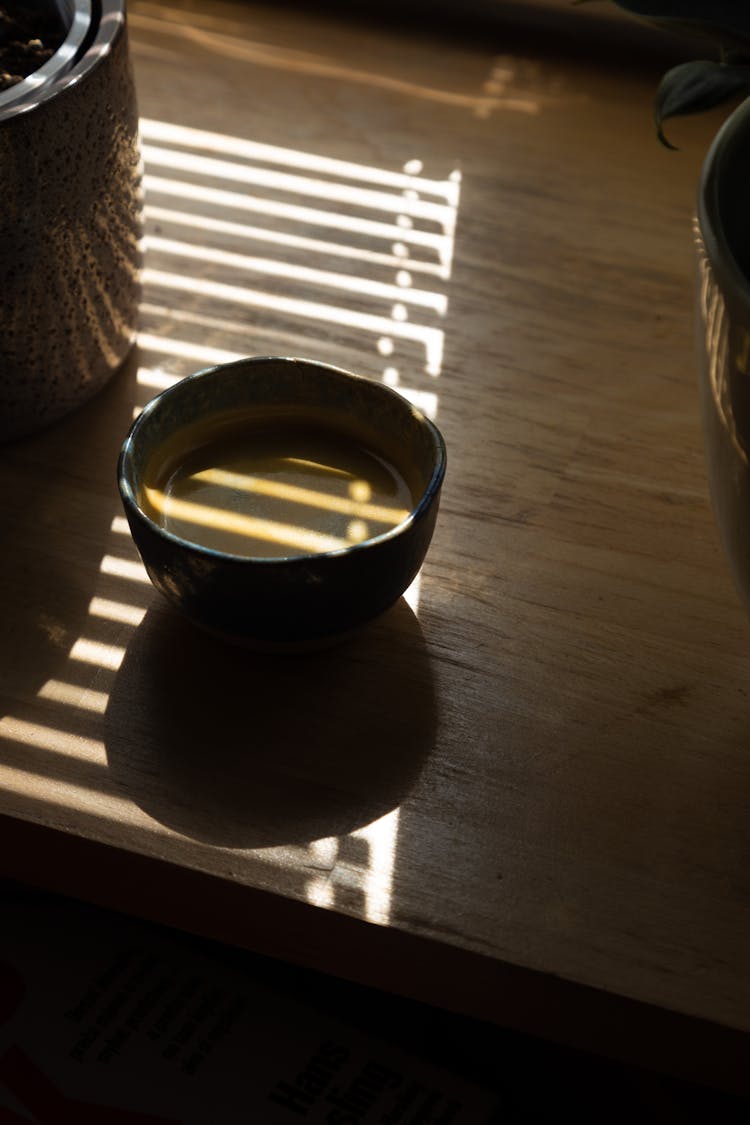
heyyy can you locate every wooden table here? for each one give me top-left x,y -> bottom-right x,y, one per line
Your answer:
2,0 -> 749,1095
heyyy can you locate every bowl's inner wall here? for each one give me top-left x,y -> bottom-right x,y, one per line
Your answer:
126,361 -> 441,514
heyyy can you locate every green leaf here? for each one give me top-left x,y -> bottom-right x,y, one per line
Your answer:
654,59 -> 750,147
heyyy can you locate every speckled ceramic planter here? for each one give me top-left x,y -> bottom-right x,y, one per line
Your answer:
0,0 -> 142,443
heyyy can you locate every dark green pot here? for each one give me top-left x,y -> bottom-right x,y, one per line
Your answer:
696,95 -> 750,606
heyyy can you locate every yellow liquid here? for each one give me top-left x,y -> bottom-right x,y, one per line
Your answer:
142,425 -> 414,558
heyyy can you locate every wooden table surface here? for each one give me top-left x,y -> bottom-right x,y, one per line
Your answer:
2,0 -> 749,1095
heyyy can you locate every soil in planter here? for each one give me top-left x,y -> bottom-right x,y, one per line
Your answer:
0,2 -> 65,92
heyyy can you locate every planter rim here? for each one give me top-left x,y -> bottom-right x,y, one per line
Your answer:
0,0 -> 124,125
0,1 -> 92,115
697,93 -> 750,317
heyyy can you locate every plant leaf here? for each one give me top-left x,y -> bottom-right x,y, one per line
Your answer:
654,59 -> 750,147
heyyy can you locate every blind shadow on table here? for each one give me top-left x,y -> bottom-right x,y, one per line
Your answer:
0,20 -> 462,932
0,348 -> 142,715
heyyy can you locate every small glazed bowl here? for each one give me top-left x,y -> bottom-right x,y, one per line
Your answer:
117,356 -> 446,648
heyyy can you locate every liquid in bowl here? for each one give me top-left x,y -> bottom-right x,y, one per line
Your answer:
139,415 -> 416,559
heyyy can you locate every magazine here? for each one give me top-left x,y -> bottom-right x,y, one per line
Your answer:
0,889 -> 506,1124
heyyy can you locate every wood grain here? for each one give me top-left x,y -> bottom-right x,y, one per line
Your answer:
2,0 -> 749,1092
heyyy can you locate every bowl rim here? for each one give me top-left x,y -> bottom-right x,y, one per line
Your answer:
117,355 -> 447,566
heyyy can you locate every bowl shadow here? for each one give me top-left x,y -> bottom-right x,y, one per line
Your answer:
104,598 -> 436,847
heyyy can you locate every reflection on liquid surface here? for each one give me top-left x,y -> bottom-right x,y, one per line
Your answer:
142,427 -> 413,557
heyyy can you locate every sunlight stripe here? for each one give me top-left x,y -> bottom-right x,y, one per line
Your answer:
140,118 -> 459,202
144,488 -> 347,554
145,237 -> 448,313
191,469 -> 410,525
394,386 -> 438,419
0,761 -> 144,823
144,206 -> 448,278
137,367 -> 182,390
88,597 -> 147,626
38,680 -> 110,714
0,717 -> 106,763
70,638 -> 126,672
352,808 -> 401,925
141,144 -> 455,226
306,874 -> 335,908
137,332 -> 245,365
403,572 -> 422,613
142,269 -> 444,374
100,555 -> 151,583
143,176 -> 452,264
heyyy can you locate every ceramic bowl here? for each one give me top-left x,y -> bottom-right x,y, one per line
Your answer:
117,357 -> 446,647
